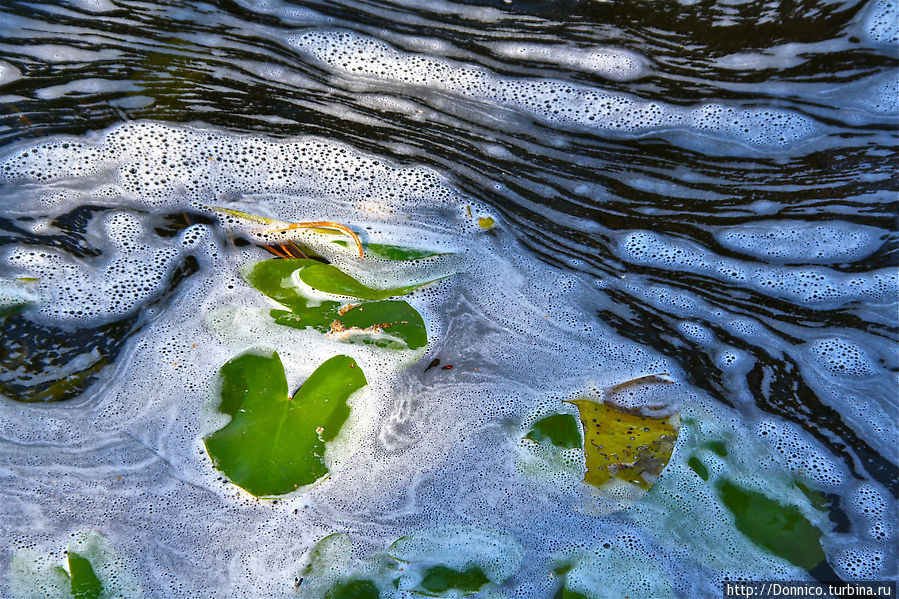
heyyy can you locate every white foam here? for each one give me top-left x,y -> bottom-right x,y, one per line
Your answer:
807,337 -> 879,379
620,230 -> 897,307
488,42 -> 648,81
863,0 -> 899,44
0,60 -> 22,87
287,30 -> 818,149
716,221 -> 886,264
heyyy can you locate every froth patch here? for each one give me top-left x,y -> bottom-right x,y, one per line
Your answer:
3,212 -> 208,325
715,221 -> 885,264
863,0 -> 899,44
807,337 -> 878,379
287,29 -> 818,149
488,42 -> 648,81
0,60 -> 22,87
0,121 -> 453,210
620,230 -> 897,307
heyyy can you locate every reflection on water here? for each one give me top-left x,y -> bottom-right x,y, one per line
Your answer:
0,0 -> 896,596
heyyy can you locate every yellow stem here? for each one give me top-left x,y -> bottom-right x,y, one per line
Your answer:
258,221 -> 364,258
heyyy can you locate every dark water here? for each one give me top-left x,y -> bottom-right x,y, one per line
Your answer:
0,0 -> 897,596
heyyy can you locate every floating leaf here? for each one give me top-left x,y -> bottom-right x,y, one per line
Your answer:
295,262 -> 435,300
477,216 -> 495,229
717,480 -> 826,570
566,398 -> 679,491
204,351 -> 367,497
332,239 -> 448,261
524,414 -> 582,449
67,552 -> 103,599
244,259 -> 433,350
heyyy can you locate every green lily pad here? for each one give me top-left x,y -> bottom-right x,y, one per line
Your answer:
66,553 -> 103,599
524,414 -> 582,449
566,398 -> 679,491
204,351 -> 367,497
244,259 -> 433,350
717,480 -> 826,570
332,240 -> 448,261
296,262 -> 432,300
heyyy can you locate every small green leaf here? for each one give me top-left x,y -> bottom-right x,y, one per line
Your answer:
687,456 -> 709,481
244,258 -> 325,312
525,414 -> 582,449
67,552 -> 103,599
567,398 -> 679,490
418,565 -> 489,596
204,352 -> 367,497
333,240 -> 447,261
297,262 -> 426,300
717,480 -> 826,570
326,579 -> 381,599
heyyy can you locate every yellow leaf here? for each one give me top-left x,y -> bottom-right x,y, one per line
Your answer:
566,398 -> 679,491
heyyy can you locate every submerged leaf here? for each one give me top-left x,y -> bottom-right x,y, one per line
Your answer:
567,398 -> 679,491
418,565 -> 490,596
524,414 -> 582,449
717,480 -> 826,570
67,552 -> 103,599
326,579 -> 381,599
204,351 -> 367,497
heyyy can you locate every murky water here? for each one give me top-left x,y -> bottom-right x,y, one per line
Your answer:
0,0 -> 896,597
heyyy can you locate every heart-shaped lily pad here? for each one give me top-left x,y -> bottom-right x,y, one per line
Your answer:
244,258 -> 433,350
204,351 -> 367,497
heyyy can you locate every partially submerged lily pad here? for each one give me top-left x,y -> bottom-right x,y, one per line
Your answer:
204,351 -> 367,497
244,258 -> 434,350
65,553 -> 103,599
388,526 -> 523,597
717,478 -> 826,570
525,414 -> 582,450
8,532 -> 140,599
